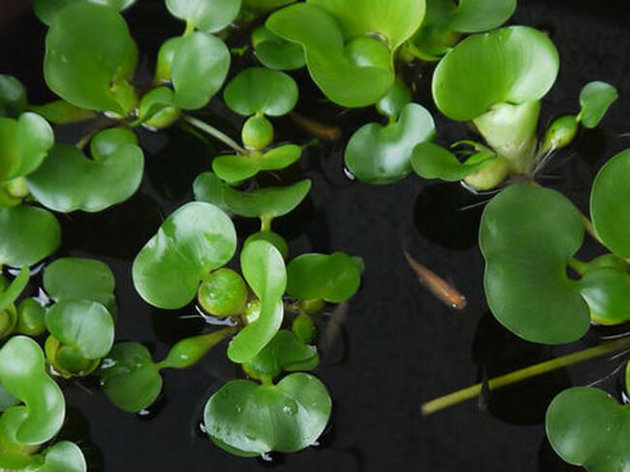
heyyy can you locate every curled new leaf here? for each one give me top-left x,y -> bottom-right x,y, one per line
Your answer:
224,68 -> 298,117
287,252 -> 362,303
251,26 -> 305,70
204,373 -> 331,455
132,202 -> 237,309
213,144 -> 302,183
578,81 -> 618,129
578,267 -> 630,325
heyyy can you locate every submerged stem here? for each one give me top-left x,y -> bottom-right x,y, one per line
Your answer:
421,336 -> 630,416
183,115 -> 247,154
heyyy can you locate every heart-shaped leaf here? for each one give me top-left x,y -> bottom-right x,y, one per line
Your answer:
308,0 -> 425,50
45,300 -> 114,360
0,113 -> 54,182
171,32 -> 230,110
27,441 -> 86,472
243,330 -> 319,380
194,172 -> 311,219
43,258 -> 116,314
344,103 -> 435,184
227,240 -> 286,363
34,0 -> 137,26
591,149 -> 630,258
287,252 -> 362,303
578,267 -> 630,325
0,205 -> 61,268
44,2 -> 138,115
165,0 -> 241,33
578,81 -> 618,129
26,128 -> 144,213
267,3 -> 394,107
480,185 -> 589,344
251,26 -> 306,71
100,342 -> 162,413
546,387 -> 630,471
224,68 -> 298,117
132,202 -> 237,309
213,144 -> 302,183
0,336 -> 65,445
432,26 -> 559,121
204,373 -> 331,455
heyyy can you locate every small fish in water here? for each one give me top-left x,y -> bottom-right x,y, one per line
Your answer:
403,250 -> 467,310
290,112 -> 342,141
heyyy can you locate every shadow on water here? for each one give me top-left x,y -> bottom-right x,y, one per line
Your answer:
59,407 -> 105,471
538,438 -> 584,472
472,312 -> 572,425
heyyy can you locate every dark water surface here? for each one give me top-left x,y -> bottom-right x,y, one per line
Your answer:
2,1 -> 630,470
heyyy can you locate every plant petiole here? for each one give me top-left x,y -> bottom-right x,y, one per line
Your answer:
183,115 -> 247,154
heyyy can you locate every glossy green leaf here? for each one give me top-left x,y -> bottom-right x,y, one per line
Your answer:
227,240 -> 286,363
0,75 -> 27,116
0,113 -> 54,182
26,441 -> 87,472
194,172 -> 311,219
43,258 -> 116,314
161,328 -> 236,369
30,101 -> 96,125
132,202 -> 237,309
267,4 -> 394,107
0,382 -> 20,412
100,342 -> 162,413
450,0 -> 516,32
243,0 -> 295,12
578,267 -> 630,325
344,103 -> 435,184
411,142 -> 500,181
243,330 -> 318,379
480,185 -> 589,344
45,300 -> 114,359
34,0 -> 137,26
591,149 -> 630,258
375,80 -> 412,119
245,231 -> 289,260
204,373 -> 331,455
0,267 -> 29,315
197,269 -> 248,317
224,68 -> 298,117
0,205 -> 61,268
213,145 -> 302,183
171,32 -> 230,110
26,129 -> 144,213
16,299 -> 46,337
136,87 -> 180,129
308,0 -> 426,50
546,387 -> 630,471
165,0 -> 241,32
252,26 -> 306,70
579,81 -> 618,128
44,2 -> 138,115
432,26 -> 559,121
287,252 -> 361,303
0,336 -> 65,444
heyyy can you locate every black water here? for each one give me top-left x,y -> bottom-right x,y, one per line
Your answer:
2,1 -> 630,470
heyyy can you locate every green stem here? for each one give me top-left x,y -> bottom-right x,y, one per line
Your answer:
260,216 -> 272,232
183,115 -> 247,154
567,257 -> 588,276
183,20 -> 196,37
421,336 -> 630,416
581,214 -> 605,246
75,118 -> 113,150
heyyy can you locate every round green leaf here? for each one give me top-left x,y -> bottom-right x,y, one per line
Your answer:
308,0 -> 426,50
0,336 -> 65,445
165,0 -> 241,33
344,103 -> 435,184
243,330 -> 319,380
43,258 -> 116,313
450,0 -> 516,33
197,268 -> 248,317
480,185 -> 589,344
227,240 -> 286,363
224,68 -> 299,117
213,144 -> 302,183
432,26 -> 559,121
0,113 -> 54,182
26,129 -> 144,213
579,81 -> 618,129
44,2 -> 138,115
100,342 -> 162,413
546,387 -> 630,471
34,0 -> 137,26
171,32 -> 230,110
578,267 -> 630,325
194,172 -> 311,219
26,441 -> 87,472
0,75 -> 27,116
132,202 -> 237,309
0,205 -> 61,268
287,252 -> 361,303
45,299 -> 114,359
252,26 -> 306,71
267,3 -> 394,107
204,373 -> 331,455
591,149 -> 630,258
